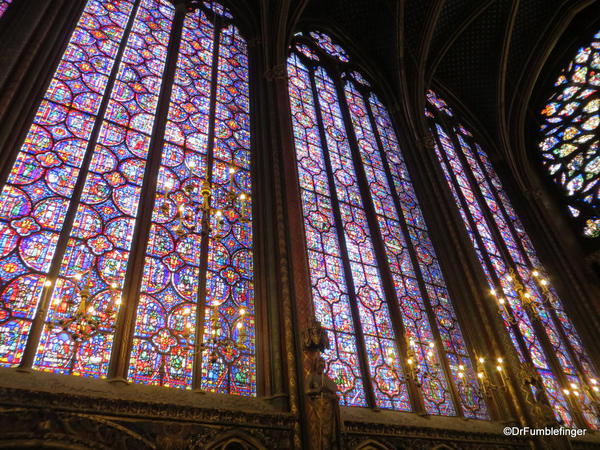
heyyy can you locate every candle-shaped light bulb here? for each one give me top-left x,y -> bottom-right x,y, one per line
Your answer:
573,390 -> 579,397
478,372 -> 484,379
532,270 -> 539,277
407,358 -> 414,365
74,273 -> 82,281
458,364 -> 465,371
87,306 -> 95,314
570,383 -> 577,389
524,292 -> 531,299
428,342 -> 435,349
499,298 -> 505,305
490,289 -> 496,296
239,193 -> 246,201
239,308 -> 246,316
458,372 -> 464,378
593,386 -> 599,392
44,280 -> 52,287
540,279 -> 548,286
478,357 -> 485,364
506,275 -> 512,281
115,296 -> 122,306
184,307 -> 191,315
591,378 -> 598,385
563,389 -> 570,395
110,282 -> 117,289
496,365 -> 502,372
497,357 -> 503,364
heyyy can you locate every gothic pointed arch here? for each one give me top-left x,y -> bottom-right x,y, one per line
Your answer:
286,28 -> 488,418
202,430 -> 266,450
0,0 -> 257,396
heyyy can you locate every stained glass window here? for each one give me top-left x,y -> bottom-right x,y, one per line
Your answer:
0,0 -> 255,395
0,0 -> 12,18
538,30 -> 599,238
288,31 -> 487,418
427,89 -> 599,428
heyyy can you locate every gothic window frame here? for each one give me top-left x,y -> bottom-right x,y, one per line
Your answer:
0,0 -> 263,397
425,88 -> 600,429
286,29 -> 489,418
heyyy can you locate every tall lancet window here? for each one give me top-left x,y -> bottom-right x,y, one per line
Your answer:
0,0 -> 255,396
288,31 -> 487,418
538,30 -> 599,239
426,89 -> 599,429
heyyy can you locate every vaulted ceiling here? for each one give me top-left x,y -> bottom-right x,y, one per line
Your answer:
299,0 -> 599,146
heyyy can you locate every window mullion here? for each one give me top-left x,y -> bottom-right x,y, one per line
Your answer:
363,92 -> 472,416
334,80 -> 428,414
107,6 -> 186,381
466,133 -> 599,382
191,14 -> 222,391
18,0 -> 144,370
307,65 -> 377,408
443,123 -> 583,419
431,117 -> 582,425
345,86 -> 463,417
428,121 -> 540,373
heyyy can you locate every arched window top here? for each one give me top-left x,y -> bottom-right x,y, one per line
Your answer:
0,0 -> 255,397
305,31 -> 349,62
290,30 -> 376,91
426,89 -> 454,117
538,30 -> 599,238
287,32 -> 488,418
202,0 -> 234,19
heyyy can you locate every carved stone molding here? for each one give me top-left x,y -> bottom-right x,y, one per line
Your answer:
0,405 -> 295,450
0,386 -> 295,430
343,421 -> 530,449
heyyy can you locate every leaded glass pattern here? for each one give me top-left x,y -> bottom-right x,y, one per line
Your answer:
288,31 -> 487,417
538,30 -> 599,238
34,0 -> 175,378
0,0 -> 12,18
427,89 -> 599,428
0,0 -> 137,368
0,0 -> 255,395
365,92 -> 485,419
127,5 -> 255,395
